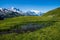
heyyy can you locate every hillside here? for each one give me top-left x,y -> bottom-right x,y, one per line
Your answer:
43,7 -> 60,21
43,7 -> 60,16
0,7 -> 60,40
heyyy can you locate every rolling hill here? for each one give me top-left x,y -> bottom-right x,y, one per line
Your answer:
0,7 -> 60,40
43,7 -> 60,16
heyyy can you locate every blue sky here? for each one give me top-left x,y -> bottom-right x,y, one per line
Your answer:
0,0 -> 60,12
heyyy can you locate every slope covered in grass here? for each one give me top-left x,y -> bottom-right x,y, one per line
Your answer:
0,21 -> 60,40
0,16 -> 53,29
43,7 -> 60,16
0,16 -> 60,40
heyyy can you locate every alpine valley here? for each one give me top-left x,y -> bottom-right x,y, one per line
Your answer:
0,7 -> 60,40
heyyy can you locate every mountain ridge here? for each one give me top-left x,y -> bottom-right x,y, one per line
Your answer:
0,7 -> 42,20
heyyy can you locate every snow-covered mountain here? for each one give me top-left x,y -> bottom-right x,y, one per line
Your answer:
25,10 -> 42,16
0,7 -> 43,19
0,7 -> 24,18
9,7 -> 22,13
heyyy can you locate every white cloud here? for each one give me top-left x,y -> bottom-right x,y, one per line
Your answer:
30,10 -> 40,14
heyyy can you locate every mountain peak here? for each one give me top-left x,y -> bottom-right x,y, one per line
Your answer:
9,7 -> 21,13
30,10 -> 40,14
11,7 -> 14,10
